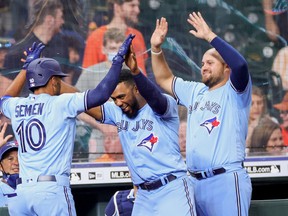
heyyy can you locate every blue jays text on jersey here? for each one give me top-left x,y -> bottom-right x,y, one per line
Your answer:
116,119 -> 154,132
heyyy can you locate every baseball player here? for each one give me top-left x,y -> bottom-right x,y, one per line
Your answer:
0,140 -> 19,207
0,120 -> 17,208
150,12 -> 252,216
80,45 -> 197,215
0,34 -> 134,216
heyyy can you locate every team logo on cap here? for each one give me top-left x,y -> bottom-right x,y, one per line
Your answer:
29,78 -> 35,87
200,116 -> 220,134
137,133 -> 158,152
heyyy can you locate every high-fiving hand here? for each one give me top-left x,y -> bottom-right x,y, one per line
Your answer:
150,17 -> 168,50
125,45 -> 139,75
187,12 -> 216,42
112,34 -> 136,65
22,42 -> 46,70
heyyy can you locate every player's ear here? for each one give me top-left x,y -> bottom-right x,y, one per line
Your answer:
224,64 -> 230,74
133,84 -> 138,93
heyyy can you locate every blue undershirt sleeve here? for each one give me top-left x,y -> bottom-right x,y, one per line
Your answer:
211,37 -> 249,92
133,72 -> 168,115
86,63 -> 122,109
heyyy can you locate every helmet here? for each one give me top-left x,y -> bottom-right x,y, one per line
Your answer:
26,57 -> 68,90
0,141 -> 18,161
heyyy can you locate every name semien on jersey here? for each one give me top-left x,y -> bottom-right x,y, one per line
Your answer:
15,103 -> 44,117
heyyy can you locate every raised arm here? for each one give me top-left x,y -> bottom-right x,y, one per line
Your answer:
83,34 -> 135,119
126,45 -> 168,115
0,120 -> 13,148
188,12 -> 249,92
262,0 -> 279,42
4,42 -> 45,97
60,34 -> 135,121
150,17 -> 174,96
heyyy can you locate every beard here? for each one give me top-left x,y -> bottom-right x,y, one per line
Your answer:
124,16 -> 138,27
202,73 -> 224,88
124,99 -> 139,119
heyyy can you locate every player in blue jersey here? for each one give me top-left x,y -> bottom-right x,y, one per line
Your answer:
0,141 -> 19,208
0,120 -> 17,208
150,12 -> 252,216
0,34 -> 134,216
84,45 -> 197,216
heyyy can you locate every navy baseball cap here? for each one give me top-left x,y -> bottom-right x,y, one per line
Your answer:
0,141 -> 18,161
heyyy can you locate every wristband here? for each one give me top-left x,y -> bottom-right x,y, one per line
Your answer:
151,49 -> 162,55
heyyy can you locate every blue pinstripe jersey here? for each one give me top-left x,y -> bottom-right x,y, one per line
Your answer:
0,92 -> 87,179
173,77 -> 252,171
101,94 -> 187,185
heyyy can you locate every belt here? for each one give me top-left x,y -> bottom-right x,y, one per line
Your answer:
189,167 -> 226,180
16,175 -> 57,185
138,174 -> 177,191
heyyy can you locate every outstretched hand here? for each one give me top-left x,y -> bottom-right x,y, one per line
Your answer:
125,45 -> 140,75
0,120 -> 13,148
150,17 -> 168,50
112,34 -> 135,65
22,42 -> 45,70
187,12 -> 216,42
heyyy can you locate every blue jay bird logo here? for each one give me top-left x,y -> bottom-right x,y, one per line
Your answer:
137,133 -> 158,152
200,117 -> 220,134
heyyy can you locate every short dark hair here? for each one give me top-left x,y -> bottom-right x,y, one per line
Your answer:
119,69 -> 134,86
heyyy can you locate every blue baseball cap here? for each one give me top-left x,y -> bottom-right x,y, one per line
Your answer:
0,141 -> 18,161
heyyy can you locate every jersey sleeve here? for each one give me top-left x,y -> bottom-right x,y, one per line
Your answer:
0,96 -> 13,119
99,101 -> 119,125
56,92 -> 88,117
173,77 -> 206,107
158,94 -> 178,119
229,76 -> 252,109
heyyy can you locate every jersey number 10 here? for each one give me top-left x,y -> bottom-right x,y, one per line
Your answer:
16,119 -> 47,152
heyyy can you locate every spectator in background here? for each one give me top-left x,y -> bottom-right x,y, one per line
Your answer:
273,92 -> 288,146
0,38 -> 15,141
76,28 -> 127,90
272,46 -> 288,91
0,38 -> 14,70
83,0 -> 148,74
95,125 -> 124,162
262,0 -> 288,44
87,21 -> 97,38
250,117 -> 286,156
0,0 -> 73,98
64,35 -> 83,85
246,86 -> 278,149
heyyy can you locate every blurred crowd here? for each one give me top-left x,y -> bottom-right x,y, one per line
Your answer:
0,0 -> 287,161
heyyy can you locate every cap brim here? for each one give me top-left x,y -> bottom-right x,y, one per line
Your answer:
273,102 -> 288,111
